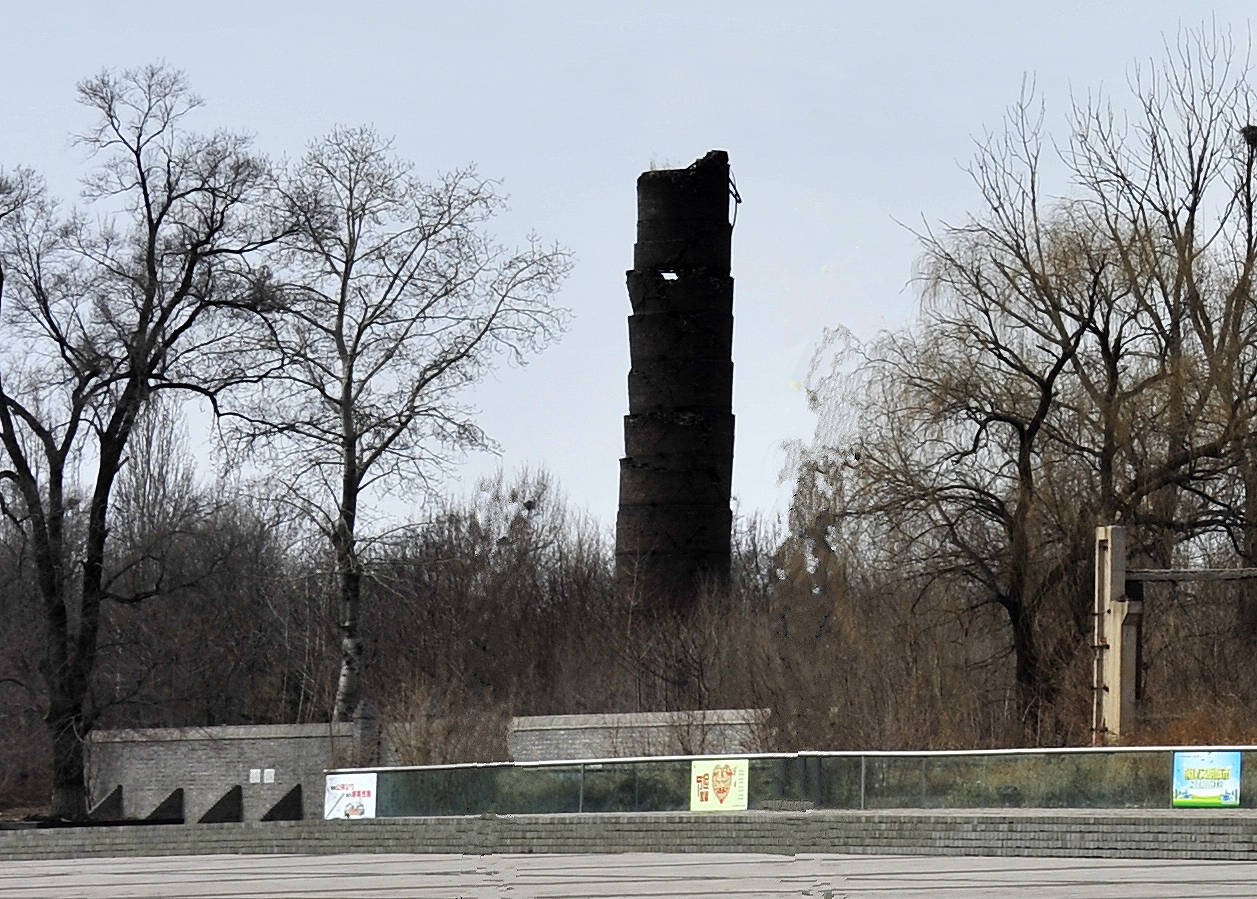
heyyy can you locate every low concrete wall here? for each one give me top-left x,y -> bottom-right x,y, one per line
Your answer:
508,709 -> 765,761
88,724 -> 353,823
5,809 -> 1257,861
87,710 -> 765,822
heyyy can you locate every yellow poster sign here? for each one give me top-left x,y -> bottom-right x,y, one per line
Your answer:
690,758 -> 749,811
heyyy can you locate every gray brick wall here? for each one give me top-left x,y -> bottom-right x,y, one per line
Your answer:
88,724 -> 354,823
7,809 -> 1257,861
508,709 -> 766,761
86,710 -> 767,824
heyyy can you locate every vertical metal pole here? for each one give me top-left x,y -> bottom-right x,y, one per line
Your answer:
859,756 -> 866,810
578,764 -> 584,813
1128,580 -> 1146,702
1115,576 -> 1143,735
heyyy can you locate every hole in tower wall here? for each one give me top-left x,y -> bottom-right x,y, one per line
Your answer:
661,271 -> 678,280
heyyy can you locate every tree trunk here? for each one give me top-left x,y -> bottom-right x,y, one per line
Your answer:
47,701 -> 88,820
1006,437 -> 1052,723
331,471 -> 363,722
1007,599 -> 1049,710
44,435 -> 128,818
331,552 -> 364,722
333,630 -> 364,723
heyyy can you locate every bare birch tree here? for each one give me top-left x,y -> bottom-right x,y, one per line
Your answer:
229,127 -> 571,722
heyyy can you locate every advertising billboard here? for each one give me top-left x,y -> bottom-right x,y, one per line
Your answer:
1172,751 -> 1241,808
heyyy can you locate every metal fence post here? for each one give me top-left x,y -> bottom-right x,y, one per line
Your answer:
860,756 -> 866,810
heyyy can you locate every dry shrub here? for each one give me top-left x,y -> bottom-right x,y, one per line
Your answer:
378,674 -> 512,765
1112,578 -> 1257,746
0,709 -> 49,815
609,544 -> 1111,753
1129,702 -> 1257,746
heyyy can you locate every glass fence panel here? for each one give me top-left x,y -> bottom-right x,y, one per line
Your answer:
861,756 -> 926,808
377,766 -> 494,817
494,766 -> 584,814
745,756 -> 843,808
580,761 -> 689,812
853,752 -> 1177,809
748,757 -> 799,808
980,753 -> 1048,807
1041,752 -> 1163,808
378,765 -> 582,817
1243,751 -> 1257,808
365,748 -> 1255,816
921,756 -> 990,808
815,756 -> 862,809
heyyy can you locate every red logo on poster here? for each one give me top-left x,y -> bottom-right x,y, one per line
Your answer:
712,764 -> 734,804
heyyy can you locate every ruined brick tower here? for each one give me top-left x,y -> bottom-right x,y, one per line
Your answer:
615,150 -> 735,609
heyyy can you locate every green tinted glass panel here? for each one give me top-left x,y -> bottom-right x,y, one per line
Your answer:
362,748 -> 1246,816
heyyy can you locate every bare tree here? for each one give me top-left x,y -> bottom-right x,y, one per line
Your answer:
228,127 -> 571,722
0,65 -> 275,818
1061,26 -> 1257,561
792,25 -> 1257,734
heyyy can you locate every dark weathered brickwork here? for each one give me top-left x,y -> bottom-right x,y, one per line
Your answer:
616,151 -> 735,608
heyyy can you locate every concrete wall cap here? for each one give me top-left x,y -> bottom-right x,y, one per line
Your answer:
88,723 -> 354,743
508,709 -> 767,732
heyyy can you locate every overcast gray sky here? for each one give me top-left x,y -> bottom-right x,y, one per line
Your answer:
3,2 -> 1253,530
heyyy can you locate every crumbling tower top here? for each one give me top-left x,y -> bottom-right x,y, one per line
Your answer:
633,150 -> 732,274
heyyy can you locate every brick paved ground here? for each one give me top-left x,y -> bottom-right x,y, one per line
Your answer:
5,851 -> 1257,897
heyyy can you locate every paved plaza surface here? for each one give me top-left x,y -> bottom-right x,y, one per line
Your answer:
5,852 -> 1257,898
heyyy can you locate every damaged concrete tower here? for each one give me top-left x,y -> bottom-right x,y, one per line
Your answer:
615,150 -> 735,610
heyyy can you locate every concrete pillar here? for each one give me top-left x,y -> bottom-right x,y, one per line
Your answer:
1094,525 -> 1143,743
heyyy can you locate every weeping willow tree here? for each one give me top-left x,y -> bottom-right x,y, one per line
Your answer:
790,25 -> 1257,735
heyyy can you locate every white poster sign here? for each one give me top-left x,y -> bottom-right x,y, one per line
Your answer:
690,758 -> 749,811
324,772 -> 378,819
